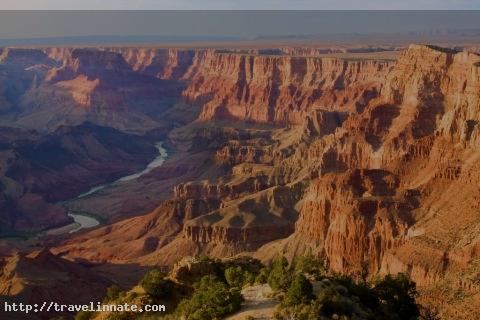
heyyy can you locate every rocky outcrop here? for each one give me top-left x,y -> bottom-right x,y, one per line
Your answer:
302,109 -> 348,138
113,48 -> 196,79
46,48 -> 132,82
0,249 -> 111,319
182,51 -> 392,124
179,182 -> 303,255
168,256 -> 220,285
45,47 -> 73,62
174,179 -> 268,202
214,142 -> 276,166
183,223 -> 294,248
294,169 -> 416,274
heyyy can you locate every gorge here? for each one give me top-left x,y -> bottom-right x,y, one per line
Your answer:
62,142 -> 169,233
0,43 -> 480,319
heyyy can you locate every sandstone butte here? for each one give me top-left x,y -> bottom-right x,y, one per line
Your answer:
0,44 -> 480,319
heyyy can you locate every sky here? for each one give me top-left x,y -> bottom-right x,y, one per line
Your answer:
0,11 -> 479,41
0,0 -> 479,10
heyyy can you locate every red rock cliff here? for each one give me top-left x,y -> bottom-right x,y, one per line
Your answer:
182,50 -> 392,124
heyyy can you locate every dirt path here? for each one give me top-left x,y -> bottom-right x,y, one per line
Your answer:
226,284 -> 278,320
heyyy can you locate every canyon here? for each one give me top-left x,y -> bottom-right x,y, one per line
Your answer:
0,43 -> 480,319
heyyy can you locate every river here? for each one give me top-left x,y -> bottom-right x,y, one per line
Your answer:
66,141 -> 168,233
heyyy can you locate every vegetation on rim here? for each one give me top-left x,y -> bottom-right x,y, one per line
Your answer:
73,254 -> 438,320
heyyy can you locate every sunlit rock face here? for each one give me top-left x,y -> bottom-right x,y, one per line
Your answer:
2,44 -> 480,318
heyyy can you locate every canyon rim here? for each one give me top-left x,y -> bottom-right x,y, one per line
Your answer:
1,10 -> 480,320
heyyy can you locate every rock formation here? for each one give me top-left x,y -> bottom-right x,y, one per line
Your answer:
182,50 -> 391,124
1,44 -> 480,318
0,249 -> 111,319
0,123 -> 158,234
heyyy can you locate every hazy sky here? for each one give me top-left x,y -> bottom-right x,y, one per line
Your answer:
0,11 -> 479,41
0,0 -> 479,10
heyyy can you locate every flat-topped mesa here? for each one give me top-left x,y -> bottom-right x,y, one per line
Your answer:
182,50 -> 392,124
406,44 -> 459,63
213,134 -> 279,166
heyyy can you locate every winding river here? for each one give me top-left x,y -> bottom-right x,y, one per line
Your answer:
67,142 -> 168,233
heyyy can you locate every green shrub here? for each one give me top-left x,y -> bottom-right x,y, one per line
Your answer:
275,272 -> 421,320
255,267 -> 270,284
318,290 -> 355,317
274,301 -> 322,320
104,285 -> 122,302
292,254 -> 325,279
197,254 -> 217,263
224,265 -> 256,288
331,274 -> 379,311
372,273 -> 419,319
225,266 -> 245,288
243,270 -> 255,286
176,275 -> 244,320
284,274 -> 314,305
140,269 -> 174,299
267,257 -> 291,291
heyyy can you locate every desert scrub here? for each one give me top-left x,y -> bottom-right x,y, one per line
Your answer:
255,267 -> 270,284
275,273 -> 420,320
291,253 -> 326,280
104,285 -> 123,303
225,265 -> 256,288
141,269 -> 174,299
175,275 -> 244,320
268,256 -> 292,291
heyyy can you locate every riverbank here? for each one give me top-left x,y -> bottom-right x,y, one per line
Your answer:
61,141 -> 169,233
77,142 -> 168,199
